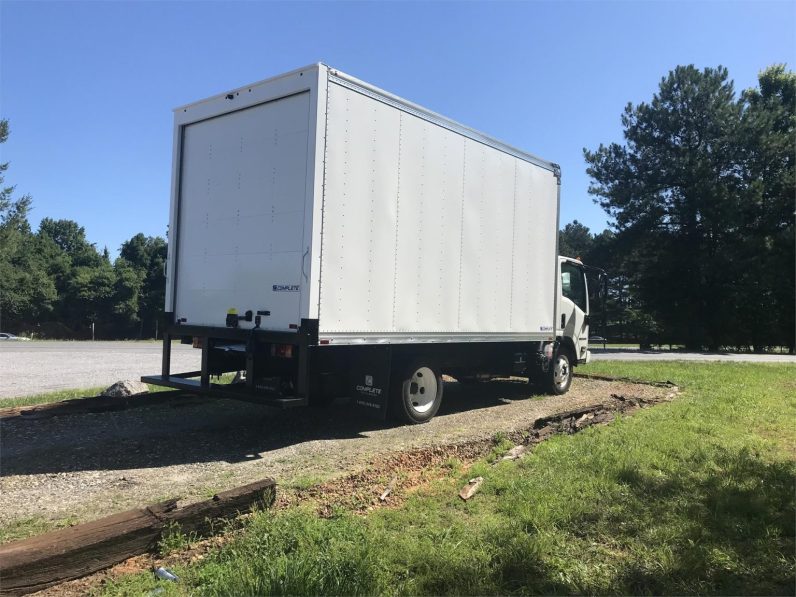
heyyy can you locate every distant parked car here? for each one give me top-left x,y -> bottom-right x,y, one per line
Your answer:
0,333 -> 30,341
589,336 -> 607,343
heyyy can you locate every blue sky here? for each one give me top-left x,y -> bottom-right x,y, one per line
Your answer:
1,1 -> 794,256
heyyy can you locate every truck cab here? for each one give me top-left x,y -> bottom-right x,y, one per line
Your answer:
559,256 -> 592,365
532,256 -> 603,396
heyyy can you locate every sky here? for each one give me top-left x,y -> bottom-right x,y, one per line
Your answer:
1,0 -> 794,257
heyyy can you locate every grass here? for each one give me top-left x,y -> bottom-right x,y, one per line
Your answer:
0,386 -> 109,409
0,515 -> 79,544
158,522 -> 200,556
100,361 -> 795,596
0,383 -> 177,410
0,372 -> 241,410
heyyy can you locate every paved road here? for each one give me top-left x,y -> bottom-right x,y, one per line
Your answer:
1,341 -> 792,400
591,348 -> 795,363
0,341 -> 200,400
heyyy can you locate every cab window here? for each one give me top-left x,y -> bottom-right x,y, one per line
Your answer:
561,262 -> 587,312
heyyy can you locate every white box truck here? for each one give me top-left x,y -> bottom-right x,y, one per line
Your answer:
143,64 -> 602,423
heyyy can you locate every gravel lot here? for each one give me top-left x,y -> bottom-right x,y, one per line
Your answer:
1,341 -> 790,402
0,341 -> 200,399
0,377 -> 671,536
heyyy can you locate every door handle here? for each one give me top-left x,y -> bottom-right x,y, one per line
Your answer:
301,247 -> 309,281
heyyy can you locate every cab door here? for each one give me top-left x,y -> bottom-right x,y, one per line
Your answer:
559,258 -> 590,362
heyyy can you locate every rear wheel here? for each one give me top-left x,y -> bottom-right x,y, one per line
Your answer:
390,362 -> 444,424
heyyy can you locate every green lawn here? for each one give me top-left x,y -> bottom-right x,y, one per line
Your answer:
0,383 -> 176,410
94,362 -> 795,595
0,386 -> 109,409
0,371 -> 242,410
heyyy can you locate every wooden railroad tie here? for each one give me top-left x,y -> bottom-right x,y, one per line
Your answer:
0,478 -> 276,596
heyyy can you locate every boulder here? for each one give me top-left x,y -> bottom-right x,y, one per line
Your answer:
101,380 -> 150,398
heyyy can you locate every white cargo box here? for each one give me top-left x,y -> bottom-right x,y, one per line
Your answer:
166,64 -> 560,345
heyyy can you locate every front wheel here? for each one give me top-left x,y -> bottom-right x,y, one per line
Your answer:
390,362 -> 444,424
547,351 -> 572,395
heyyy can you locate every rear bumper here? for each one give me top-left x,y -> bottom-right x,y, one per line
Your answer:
143,315 -> 318,403
140,373 -> 307,407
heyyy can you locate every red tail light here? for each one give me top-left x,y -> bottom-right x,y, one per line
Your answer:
270,344 -> 294,358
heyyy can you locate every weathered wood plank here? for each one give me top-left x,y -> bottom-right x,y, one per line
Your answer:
532,403 -> 606,430
167,479 -> 277,535
0,479 -> 275,596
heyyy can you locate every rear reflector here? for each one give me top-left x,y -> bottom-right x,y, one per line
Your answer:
271,344 -> 294,358
319,339 -> 330,345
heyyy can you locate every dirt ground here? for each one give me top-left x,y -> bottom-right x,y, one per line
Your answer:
0,377 -> 671,537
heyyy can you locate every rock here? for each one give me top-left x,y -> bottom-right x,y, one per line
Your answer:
459,476 -> 484,501
101,380 -> 149,398
501,445 -> 528,461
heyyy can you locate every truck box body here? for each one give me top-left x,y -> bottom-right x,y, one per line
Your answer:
166,64 -> 560,345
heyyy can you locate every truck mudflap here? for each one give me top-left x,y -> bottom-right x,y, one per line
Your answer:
347,345 -> 392,420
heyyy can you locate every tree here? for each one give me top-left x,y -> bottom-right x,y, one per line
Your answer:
735,65 -> 796,351
112,259 -> 144,332
559,220 -> 594,259
0,120 -> 56,331
119,233 -> 167,337
584,65 -> 795,350
0,119 -> 169,338
38,218 -> 103,268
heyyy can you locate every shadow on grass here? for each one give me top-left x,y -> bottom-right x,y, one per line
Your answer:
584,448 -> 795,595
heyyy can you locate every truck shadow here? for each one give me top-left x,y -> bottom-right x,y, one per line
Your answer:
556,450 -> 795,595
0,380 -> 538,477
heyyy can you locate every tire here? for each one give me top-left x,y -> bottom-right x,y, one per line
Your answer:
390,362 -> 444,424
546,349 -> 573,395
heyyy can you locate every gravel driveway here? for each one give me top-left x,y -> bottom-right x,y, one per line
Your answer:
0,341 -> 200,399
0,377 -> 671,538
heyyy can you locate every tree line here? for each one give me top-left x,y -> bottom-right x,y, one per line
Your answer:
1,120 -> 166,339
565,64 -> 794,352
1,63 -> 794,349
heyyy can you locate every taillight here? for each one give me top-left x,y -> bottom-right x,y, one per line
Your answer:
270,344 -> 294,358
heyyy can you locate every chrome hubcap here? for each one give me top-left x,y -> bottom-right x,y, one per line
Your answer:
407,367 -> 437,414
553,356 -> 570,389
